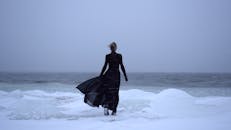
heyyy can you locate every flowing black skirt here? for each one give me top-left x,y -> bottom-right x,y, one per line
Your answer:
76,69 -> 120,111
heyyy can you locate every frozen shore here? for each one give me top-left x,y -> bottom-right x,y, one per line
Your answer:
0,88 -> 231,130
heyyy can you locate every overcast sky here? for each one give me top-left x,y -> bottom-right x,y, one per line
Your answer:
0,0 -> 231,73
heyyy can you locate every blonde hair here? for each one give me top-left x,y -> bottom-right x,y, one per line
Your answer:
109,42 -> 117,51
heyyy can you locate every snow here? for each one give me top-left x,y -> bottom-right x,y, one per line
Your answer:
0,88 -> 231,130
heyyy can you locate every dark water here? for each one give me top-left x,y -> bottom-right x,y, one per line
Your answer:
0,72 -> 231,87
0,72 -> 231,96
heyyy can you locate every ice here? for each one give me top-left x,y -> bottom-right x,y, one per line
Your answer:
0,88 -> 231,130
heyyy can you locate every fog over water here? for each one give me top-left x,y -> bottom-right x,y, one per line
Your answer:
0,0 -> 231,72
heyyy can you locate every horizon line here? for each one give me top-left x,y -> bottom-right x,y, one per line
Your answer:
0,71 -> 231,74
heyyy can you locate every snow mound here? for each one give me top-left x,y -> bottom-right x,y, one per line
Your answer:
0,88 -> 230,121
1,88 -> 231,130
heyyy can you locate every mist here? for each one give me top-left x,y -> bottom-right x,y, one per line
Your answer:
0,0 -> 231,72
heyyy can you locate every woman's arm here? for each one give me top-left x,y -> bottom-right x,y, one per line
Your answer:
120,55 -> 128,81
100,55 -> 108,76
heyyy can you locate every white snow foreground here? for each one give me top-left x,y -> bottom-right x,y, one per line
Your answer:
0,88 -> 231,130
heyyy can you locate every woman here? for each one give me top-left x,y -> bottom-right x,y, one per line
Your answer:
100,42 -> 128,115
76,42 -> 128,116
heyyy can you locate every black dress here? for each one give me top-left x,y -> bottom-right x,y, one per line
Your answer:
76,53 -> 127,113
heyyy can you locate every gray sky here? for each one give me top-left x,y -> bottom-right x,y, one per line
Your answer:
0,0 -> 231,72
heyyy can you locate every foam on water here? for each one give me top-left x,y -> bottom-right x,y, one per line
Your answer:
0,88 -> 231,121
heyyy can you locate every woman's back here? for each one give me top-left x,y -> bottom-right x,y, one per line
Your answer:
106,53 -> 122,70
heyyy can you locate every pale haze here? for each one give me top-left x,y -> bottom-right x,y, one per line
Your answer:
0,0 -> 231,72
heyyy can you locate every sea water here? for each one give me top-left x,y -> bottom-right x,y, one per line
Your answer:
0,72 -> 231,96
0,72 -> 231,130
